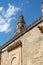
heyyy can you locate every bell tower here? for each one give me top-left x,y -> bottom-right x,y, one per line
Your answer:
14,15 -> 26,35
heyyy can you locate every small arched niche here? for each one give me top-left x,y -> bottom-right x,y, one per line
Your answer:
11,57 -> 17,65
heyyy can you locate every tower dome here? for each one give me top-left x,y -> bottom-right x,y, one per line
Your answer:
17,15 -> 25,24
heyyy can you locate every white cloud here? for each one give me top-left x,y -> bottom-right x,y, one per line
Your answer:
0,23 -> 10,33
0,7 -> 3,12
0,3 -> 21,33
0,16 -> 6,24
4,3 -> 21,18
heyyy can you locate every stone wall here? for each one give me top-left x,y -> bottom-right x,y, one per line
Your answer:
1,22 -> 43,65
1,45 -> 21,65
20,22 -> 43,65
8,46 -> 21,65
1,51 -> 9,65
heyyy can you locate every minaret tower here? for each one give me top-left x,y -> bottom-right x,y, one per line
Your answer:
14,15 -> 26,35
41,2 -> 43,16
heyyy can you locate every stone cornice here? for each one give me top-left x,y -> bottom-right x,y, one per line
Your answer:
7,40 -> 22,51
1,40 -> 22,53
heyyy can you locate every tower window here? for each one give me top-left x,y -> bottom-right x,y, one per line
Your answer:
22,25 -> 24,28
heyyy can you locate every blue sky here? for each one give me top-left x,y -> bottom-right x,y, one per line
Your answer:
0,0 -> 43,46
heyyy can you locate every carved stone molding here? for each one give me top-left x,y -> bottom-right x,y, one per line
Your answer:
7,40 -> 22,51
38,26 -> 43,33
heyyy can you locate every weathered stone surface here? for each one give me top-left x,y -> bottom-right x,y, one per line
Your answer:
1,19 -> 43,65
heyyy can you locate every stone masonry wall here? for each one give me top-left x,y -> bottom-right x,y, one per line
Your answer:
20,22 -> 43,65
1,51 -> 9,65
1,22 -> 43,65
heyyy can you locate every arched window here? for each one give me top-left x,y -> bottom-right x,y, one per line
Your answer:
11,57 -> 17,65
